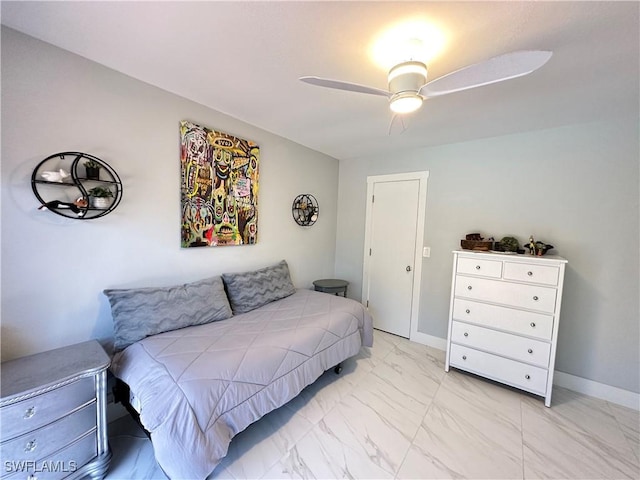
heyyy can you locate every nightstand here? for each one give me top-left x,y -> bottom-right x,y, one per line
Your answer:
0,340 -> 111,479
313,279 -> 349,297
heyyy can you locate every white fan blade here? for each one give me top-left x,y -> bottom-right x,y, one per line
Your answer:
300,76 -> 390,97
419,50 -> 552,98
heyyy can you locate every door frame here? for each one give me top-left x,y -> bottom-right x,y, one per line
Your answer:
362,171 -> 429,341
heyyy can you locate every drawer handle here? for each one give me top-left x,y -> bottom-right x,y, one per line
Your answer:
467,285 -> 473,290
533,296 -> 539,301
475,265 -> 481,270
528,271 -> 534,276
465,309 -> 470,314
23,407 -> 36,419
24,440 -> 37,452
530,322 -> 536,328
462,355 -> 467,360
463,332 -> 469,337
528,348 -> 533,354
525,374 -> 531,380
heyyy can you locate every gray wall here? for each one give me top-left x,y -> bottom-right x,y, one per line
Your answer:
1,28 -> 339,360
336,119 -> 639,394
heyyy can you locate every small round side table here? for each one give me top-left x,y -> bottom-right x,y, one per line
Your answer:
313,279 -> 348,297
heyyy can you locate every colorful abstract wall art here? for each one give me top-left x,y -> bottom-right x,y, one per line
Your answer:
180,121 -> 259,247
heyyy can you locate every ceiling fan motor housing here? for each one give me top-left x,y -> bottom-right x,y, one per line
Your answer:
388,61 -> 428,94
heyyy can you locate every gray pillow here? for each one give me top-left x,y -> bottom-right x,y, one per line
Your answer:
222,260 -> 296,314
105,275 -> 232,351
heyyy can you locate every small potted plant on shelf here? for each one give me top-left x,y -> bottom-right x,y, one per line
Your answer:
88,186 -> 113,209
84,159 -> 101,180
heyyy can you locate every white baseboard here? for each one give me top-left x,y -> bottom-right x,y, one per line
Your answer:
410,333 -> 639,411
410,331 -> 447,351
553,371 -> 639,411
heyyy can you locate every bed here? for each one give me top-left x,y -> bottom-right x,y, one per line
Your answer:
106,262 -> 373,479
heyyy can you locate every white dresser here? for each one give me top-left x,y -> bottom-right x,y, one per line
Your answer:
445,250 -> 567,407
0,341 -> 111,479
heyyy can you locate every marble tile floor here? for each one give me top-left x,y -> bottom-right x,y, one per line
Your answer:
106,329 -> 639,480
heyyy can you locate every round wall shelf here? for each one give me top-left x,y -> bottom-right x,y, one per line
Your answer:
292,194 -> 319,226
31,152 -> 123,220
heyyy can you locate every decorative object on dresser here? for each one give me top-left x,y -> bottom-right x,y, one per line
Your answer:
31,152 -> 123,220
0,340 -> 111,479
460,232 -> 494,251
445,250 -> 567,407
494,236 -> 524,253
525,235 -> 554,256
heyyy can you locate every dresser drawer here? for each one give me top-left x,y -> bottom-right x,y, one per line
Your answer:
0,377 -> 95,440
449,344 -> 548,395
2,430 -> 97,480
504,262 -> 559,286
451,321 -> 551,367
452,299 -> 554,340
0,402 -> 96,463
456,257 -> 502,278
455,276 -> 557,313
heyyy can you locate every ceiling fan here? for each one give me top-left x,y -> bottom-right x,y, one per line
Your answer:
300,50 -> 552,118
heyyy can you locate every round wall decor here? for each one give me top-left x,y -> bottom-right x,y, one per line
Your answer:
31,152 -> 123,220
292,194 -> 319,226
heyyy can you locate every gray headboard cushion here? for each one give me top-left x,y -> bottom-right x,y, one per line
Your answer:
222,260 -> 296,314
105,275 -> 232,351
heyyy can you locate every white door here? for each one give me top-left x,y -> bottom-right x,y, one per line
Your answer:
363,173 -> 427,338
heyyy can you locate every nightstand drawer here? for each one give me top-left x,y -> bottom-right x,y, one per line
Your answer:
451,321 -> 551,367
504,262 -> 559,286
449,344 -> 548,395
455,276 -> 557,313
457,257 -> 502,278
0,377 -> 95,440
2,430 -> 97,480
452,299 -> 554,340
0,402 -> 96,462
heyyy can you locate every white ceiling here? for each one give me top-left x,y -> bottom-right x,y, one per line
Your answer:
2,1 -> 638,161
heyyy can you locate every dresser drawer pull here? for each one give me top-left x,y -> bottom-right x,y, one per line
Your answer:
533,296 -> 539,301
467,285 -> 472,290
23,407 -> 36,419
528,348 -> 533,354
465,309 -> 470,314
462,355 -> 467,360
463,332 -> 469,337
530,322 -> 536,328
528,271 -> 533,276
24,440 -> 37,452
475,265 -> 481,270
525,374 -> 531,380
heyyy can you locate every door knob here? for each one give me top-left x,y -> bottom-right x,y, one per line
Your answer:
406,265 -> 411,272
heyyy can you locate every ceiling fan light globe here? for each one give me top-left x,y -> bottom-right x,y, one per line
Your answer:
389,94 -> 423,114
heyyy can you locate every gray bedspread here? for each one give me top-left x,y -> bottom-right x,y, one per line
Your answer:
111,289 -> 373,479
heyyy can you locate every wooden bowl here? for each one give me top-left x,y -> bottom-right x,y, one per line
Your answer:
461,240 -> 493,251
